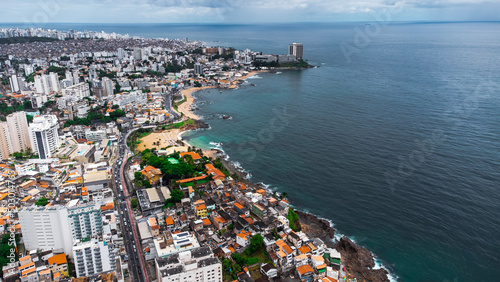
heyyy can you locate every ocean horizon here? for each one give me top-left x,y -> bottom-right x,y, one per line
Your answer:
4,22 -> 500,281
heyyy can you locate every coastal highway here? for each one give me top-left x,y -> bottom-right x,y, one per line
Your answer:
114,130 -> 149,282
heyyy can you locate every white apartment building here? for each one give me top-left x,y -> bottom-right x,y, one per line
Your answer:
49,72 -> 60,92
62,82 -> 90,99
6,111 -> 31,154
72,239 -> 116,277
85,129 -> 107,143
28,115 -> 60,159
0,122 -> 13,160
155,246 -> 222,282
34,74 -> 51,95
112,91 -> 147,108
18,205 -> 74,255
18,201 -> 103,257
66,200 -> 103,241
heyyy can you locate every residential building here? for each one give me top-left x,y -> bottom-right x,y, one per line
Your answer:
72,239 -> 116,277
18,205 -> 74,255
288,42 -> 303,60
34,74 -> 51,94
62,82 -> 90,99
102,77 -> 114,97
0,122 -> 13,159
194,63 -> 203,75
28,115 -> 60,159
49,72 -> 60,93
47,253 -> 69,277
67,201 -> 103,241
141,165 -> 162,185
9,74 -> 20,92
18,201 -> 103,256
155,246 -> 222,282
6,111 -> 31,153
196,204 -> 207,218
154,231 -> 200,258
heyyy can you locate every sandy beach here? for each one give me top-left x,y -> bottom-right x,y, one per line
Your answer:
174,70 -> 264,159
139,71 -> 263,158
137,129 -> 182,150
177,70 -> 264,120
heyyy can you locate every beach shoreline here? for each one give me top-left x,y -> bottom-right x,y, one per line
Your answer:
176,70 -> 264,159
169,70 -> 390,281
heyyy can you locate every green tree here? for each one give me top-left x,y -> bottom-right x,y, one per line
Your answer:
170,189 -> 183,203
131,197 -> 138,209
247,234 -> 263,254
287,208 -> 301,231
114,83 -> 121,94
0,233 -> 19,267
134,171 -> 143,180
35,197 -> 48,206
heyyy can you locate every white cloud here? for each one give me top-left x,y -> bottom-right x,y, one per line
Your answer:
0,0 -> 498,23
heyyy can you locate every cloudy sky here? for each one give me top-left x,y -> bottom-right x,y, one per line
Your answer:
1,0 -> 499,23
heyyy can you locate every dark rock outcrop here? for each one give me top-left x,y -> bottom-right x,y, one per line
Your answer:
336,237 -> 389,282
296,211 -> 335,248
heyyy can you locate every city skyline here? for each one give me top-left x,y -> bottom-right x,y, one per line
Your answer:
1,0 -> 499,24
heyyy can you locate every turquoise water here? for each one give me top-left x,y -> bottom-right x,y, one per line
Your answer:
4,22 -> 500,281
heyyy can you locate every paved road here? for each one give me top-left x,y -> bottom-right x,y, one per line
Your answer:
113,130 -> 149,282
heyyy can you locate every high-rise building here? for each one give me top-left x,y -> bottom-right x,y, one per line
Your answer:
133,47 -> 144,61
62,82 -> 90,99
194,63 -> 203,75
102,77 -> 114,97
155,246 -> 222,282
9,74 -> 20,92
67,202 -> 103,240
72,69 -> 80,84
19,201 -> 104,257
49,72 -> 60,92
34,74 -> 51,94
28,115 -> 60,159
0,122 -> 13,159
18,205 -> 74,255
6,111 -> 31,153
117,47 -> 125,59
72,239 -> 116,277
288,42 -> 304,60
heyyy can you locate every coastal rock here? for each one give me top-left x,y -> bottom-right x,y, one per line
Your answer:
296,211 -> 336,248
179,120 -> 209,131
336,237 -> 389,282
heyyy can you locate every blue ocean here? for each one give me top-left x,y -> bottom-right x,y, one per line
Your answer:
4,22 -> 500,281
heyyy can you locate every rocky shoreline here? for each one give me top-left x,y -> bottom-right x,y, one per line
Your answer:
179,80 -> 390,282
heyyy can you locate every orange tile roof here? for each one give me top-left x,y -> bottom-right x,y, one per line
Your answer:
205,164 -> 225,180
196,204 -> 207,211
180,151 -> 202,160
101,202 -> 114,211
202,218 -> 211,225
297,264 -> 314,275
214,217 -> 226,223
20,196 -> 32,202
176,175 -> 208,183
19,261 -> 35,271
234,202 -> 244,210
48,253 -> 67,266
19,255 -> 31,262
283,244 -> 293,254
166,216 -> 174,225
299,245 -> 311,254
